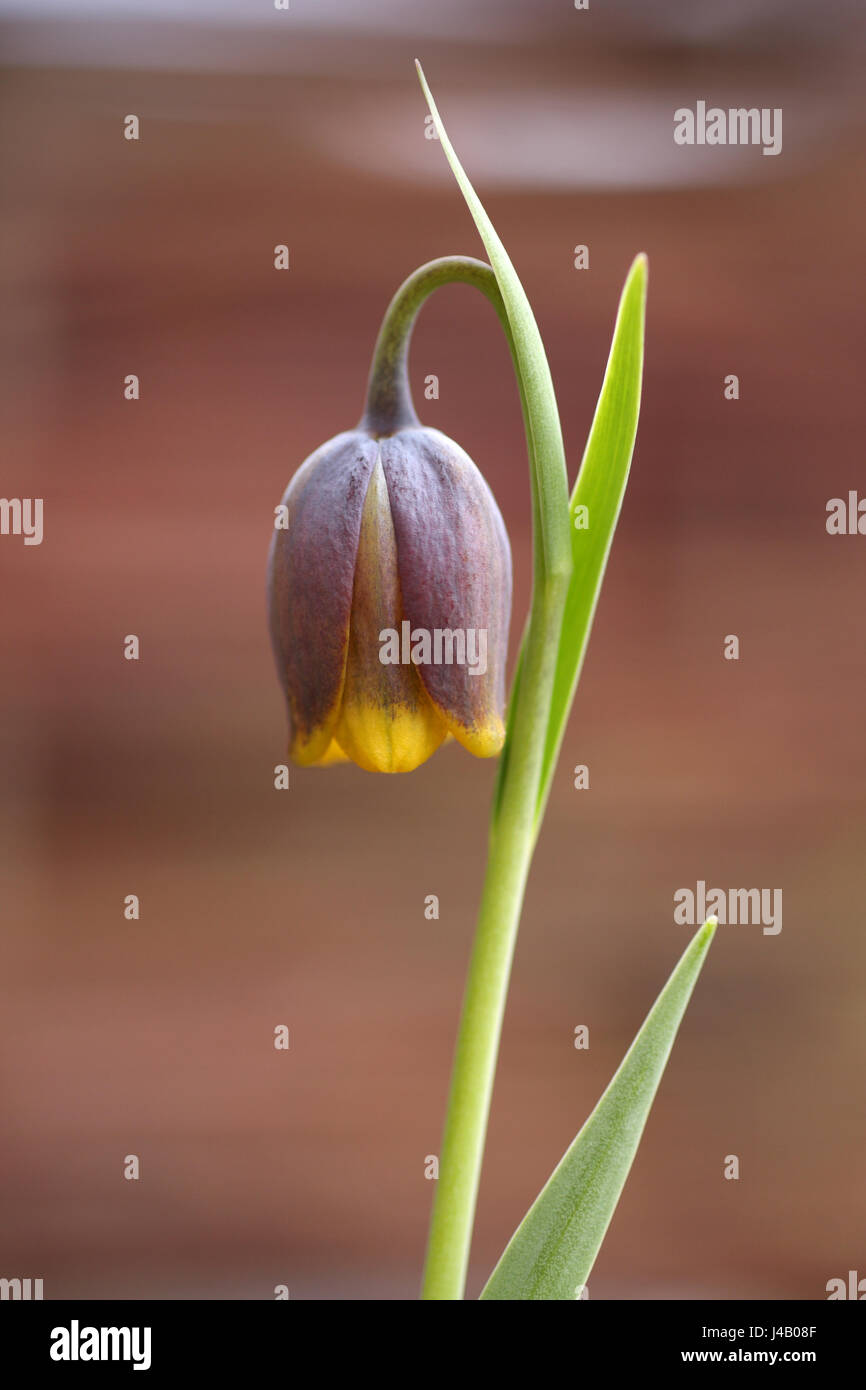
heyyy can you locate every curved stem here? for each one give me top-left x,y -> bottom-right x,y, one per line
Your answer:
360,258 -> 570,1301
359,256 -> 518,437
360,256 -> 570,1301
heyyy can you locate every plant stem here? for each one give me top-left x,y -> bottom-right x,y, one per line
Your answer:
421,578 -> 565,1300
361,256 -> 570,1300
359,256 -> 516,436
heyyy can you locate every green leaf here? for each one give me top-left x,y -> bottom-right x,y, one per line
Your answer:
535,253 -> 648,822
479,918 -> 716,1301
414,60 -> 572,586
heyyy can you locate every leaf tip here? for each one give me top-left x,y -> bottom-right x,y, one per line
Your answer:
628,251 -> 649,295
699,916 -> 718,946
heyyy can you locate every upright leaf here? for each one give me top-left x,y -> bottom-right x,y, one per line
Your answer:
480,919 -> 716,1301
536,254 -> 647,821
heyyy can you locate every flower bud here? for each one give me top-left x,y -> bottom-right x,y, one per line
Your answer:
268,420 -> 512,773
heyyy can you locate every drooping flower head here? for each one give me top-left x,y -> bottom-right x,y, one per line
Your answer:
268,277 -> 512,773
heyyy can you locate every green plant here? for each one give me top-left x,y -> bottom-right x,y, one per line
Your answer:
268,63 -> 716,1301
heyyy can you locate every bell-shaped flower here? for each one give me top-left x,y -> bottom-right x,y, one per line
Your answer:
268,420 -> 511,773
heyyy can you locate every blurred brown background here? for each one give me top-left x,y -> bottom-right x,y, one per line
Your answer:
1,0 -> 865,1299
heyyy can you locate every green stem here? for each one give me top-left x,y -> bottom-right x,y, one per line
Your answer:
362,256 -> 570,1300
360,256 -> 517,436
421,578 -> 565,1300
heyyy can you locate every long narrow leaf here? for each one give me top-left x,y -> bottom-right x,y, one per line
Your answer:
480,918 -> 716,1300
536,254 -> 647,821
415,61 -> 571,584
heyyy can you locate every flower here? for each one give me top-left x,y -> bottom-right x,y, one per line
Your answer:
268,423 -> 512,773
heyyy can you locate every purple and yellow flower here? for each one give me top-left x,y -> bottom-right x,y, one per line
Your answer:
268,424 -> 512,773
